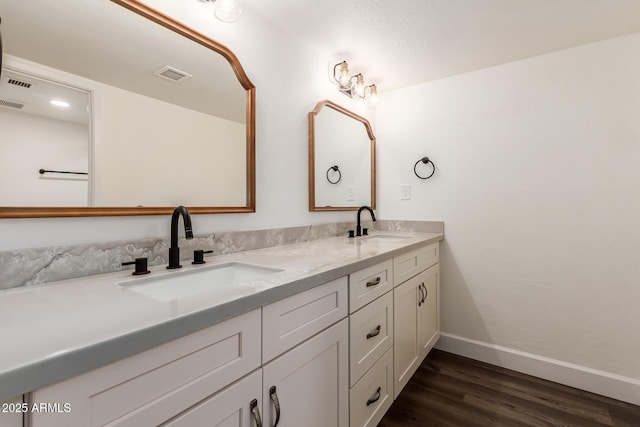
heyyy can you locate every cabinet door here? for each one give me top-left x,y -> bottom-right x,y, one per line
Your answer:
393,274 -> 421,398
163,369 -> 262,427
417,264 -> 439,360
349,348 -> 394,427
263,319 -> 349,427
0,396 -> 23,427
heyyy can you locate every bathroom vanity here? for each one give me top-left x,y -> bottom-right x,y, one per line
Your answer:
0,232 -> 442,427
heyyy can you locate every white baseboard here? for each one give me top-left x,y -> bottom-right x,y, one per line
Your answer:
435,333 -> 640,405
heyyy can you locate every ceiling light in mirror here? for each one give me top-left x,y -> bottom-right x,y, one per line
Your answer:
50,99 -> 70,108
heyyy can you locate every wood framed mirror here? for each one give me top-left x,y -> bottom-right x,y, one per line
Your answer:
0,0 -> 255,218
309,100 -> 376,211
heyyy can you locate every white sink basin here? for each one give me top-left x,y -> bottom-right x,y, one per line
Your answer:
360,235 -> 412,243
118,262 -> 283,301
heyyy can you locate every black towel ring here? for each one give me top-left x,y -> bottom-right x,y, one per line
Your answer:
326,165 -> 341,184
414,157 -> 435,180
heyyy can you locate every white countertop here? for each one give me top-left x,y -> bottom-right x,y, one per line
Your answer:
0,232 -> 442,400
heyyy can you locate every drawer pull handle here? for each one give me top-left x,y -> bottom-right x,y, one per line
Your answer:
418,283 -> 425,306
422,284 -> 428,303
366,386 -> 382,406
250,398 -> 263,427
366,325 -> 382,339
366,277 -> 382,287
269,386 -> 281,427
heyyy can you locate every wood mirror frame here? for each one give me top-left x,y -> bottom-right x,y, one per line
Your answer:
308,100 -> 376,211
0,0 -> 255,218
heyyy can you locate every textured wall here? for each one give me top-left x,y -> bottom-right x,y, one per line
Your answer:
377,33 -> 640,382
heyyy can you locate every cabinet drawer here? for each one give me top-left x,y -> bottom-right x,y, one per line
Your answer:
349,259 -> 393,313
393,242 -> 439,285
263,277 -> 348,362
31,309 -> 261,427
349,348 -> 394,427
163,369 -> 262,427
349,291 -> 393,386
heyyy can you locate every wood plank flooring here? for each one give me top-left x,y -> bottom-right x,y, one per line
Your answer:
379,349 -> 640,427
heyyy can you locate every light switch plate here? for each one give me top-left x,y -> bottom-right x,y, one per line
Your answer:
347,186 -> 356,201
401,184 -> 411,200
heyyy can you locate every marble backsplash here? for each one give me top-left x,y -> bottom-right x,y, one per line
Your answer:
0,220 -> 443,290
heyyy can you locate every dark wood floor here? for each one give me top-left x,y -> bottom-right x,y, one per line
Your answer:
379,349 -> 640,427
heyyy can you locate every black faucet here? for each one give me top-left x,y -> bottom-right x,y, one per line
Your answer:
355,205 -> 376,237
167,205 -> 194,269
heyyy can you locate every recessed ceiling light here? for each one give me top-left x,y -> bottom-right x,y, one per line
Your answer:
50,99 -> 70,108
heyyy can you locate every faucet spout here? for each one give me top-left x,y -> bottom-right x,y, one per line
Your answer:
356,205 -> 376,237
168,205 -> 193,269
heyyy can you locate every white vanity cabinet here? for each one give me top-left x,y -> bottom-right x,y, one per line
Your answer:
19,238 -> 441,427
29,277 -> 349,427
0,396 -> 23,427
30,309 -> 262,427
261,277 -> 349,427
393,244 -> 440,398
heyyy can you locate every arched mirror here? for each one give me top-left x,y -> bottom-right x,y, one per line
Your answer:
309,100 -> 376,211
0,0 -> 255,218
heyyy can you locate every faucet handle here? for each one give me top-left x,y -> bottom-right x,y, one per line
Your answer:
348,230 -> 355,238
122,257 -> 150,275
192,249 -> 214,265
363,228 -> 369,236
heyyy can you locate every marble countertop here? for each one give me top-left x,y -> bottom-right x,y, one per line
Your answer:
0,231 -> 442,401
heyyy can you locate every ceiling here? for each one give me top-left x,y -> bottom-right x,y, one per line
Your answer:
250,0 -> 640,92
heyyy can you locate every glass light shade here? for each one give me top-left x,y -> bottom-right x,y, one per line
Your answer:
213,0 -> 243,23
335,61 -> 352,89
354,74 -> 365,98
367,85 -> 378,107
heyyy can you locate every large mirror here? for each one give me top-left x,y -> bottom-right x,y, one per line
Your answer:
0,0 -> 255,218
309,100 -> 375,211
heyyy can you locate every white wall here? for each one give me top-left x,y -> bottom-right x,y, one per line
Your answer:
0,0 -> 374,250
95,88 -> 245,207
377,33 -> 640,389
0,108 -> 88,206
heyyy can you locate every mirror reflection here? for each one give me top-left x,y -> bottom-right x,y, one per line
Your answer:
0,0 -> 255,217
309,100 -> 376,211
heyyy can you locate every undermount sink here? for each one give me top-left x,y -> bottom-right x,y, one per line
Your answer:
360,235 -> 412,243
118,262 -> 283,302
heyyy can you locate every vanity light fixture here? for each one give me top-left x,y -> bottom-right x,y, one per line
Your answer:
199,0 -> 244,23
330,60 -> 378,107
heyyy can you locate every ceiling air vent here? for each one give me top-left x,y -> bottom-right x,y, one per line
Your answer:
7,78 -> 32,88
0,98 -> 25,110
153,66 -> 192,83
